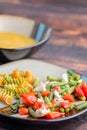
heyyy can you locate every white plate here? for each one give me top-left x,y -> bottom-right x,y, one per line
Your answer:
0,59 -> 87,125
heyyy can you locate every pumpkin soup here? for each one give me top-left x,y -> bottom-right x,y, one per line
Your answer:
0,32 -> 36,49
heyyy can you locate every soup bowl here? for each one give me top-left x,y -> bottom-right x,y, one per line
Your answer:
0,15 -> 52,62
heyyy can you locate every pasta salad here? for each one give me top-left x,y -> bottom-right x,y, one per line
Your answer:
0,69 -> 87,120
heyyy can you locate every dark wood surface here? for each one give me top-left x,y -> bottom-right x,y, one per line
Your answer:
0,0 -> 87,130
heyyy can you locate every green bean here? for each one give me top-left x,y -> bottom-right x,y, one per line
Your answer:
50,82 -> 67,89
61,86 -> 75,95
67,70 -> 75,76
68,76 -> 73,81
47,76 -> 60,81
61,91 -> 67,96
47,75 -> 68,83
62,85 -> 70,90
44,96 -> 51,107
49,92 -> 54,101
10,105 -> 16,111
68,81 -> 78,86
37,92 -> 43,99
46,83 -> 51,90
10,104 -> 18,113
46,83 -> 57,90
75,101 -> 87,110
67,70 -> 81,82
60,85 -> 66,89
56,81 -> 68,86
17,102 -> 25,108
28,107 -> 36,118
50,83 -> 58,88
61,85 -> 70,95
66,86 -> 75,94
75,76 -> 81,81
46,81 -> 67,90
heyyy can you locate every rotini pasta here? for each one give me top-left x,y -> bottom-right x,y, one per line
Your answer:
25,71 -> 34,83
12,69 -> 25,78
4,83 -> 32,96
0,88 -> 13,105
3,77 -> 24,85
19,70 -> 25,77
0,76 -> 4,86
0,69 -> 35,105
12,69 -> 20,78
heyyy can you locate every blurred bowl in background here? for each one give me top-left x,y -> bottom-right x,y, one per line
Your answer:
0,15 -> 52,61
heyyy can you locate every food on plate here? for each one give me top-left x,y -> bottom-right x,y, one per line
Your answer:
0,32 -> 36,49
0,69 -> 87,120
0,69 -> 34,105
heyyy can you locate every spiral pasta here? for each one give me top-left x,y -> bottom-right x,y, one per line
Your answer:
0,68 -> 35,105
4,83 -> 33,96
12,69 -> 25,78
25,70 -> 34,83
0,76 -> 4,86
0,88 -> 13,105
3,77 -> 24,85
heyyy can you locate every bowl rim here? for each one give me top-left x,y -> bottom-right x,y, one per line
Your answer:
0,14 -> 52,51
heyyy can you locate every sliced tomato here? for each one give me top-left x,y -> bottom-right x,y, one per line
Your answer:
54,86 -> 62,92
42,90 -> 51,97
46,112 -> 63,119
63,94 -> 74,102
18,107 -> 29,115
75,86 -> 85,98
59,102 -> 70,109
81,81 -> 87,98
20,94 -> 37,106
34,101 -> 43,110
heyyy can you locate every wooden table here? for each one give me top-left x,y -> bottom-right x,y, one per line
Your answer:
0,0 -> 87,130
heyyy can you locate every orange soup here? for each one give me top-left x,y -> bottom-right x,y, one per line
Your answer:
0,32 -> 36,49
